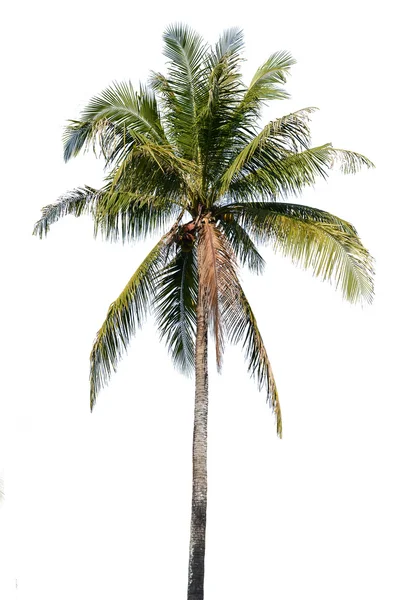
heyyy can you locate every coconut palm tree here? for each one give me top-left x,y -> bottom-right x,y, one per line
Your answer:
33,25 -> 374,600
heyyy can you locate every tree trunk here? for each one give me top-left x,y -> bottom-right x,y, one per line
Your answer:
187,291 -> 208,600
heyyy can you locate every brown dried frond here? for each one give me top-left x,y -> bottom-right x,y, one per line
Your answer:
197,218 -> 239,369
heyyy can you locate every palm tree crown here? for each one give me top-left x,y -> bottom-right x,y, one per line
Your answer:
33,24 -> 374,437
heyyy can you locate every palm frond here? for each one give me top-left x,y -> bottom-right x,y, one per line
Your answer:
161,24 -> 208,159
219,201 -> 359,235
242,50 -> 296,111
223,144 -> 333,203
248,50 -> 296,93
149,71 -> 182,151
32,184 -> 181,243
32,186 -> 98,238
105,132 -> 198,202
210,51 -> 295,182
223,143 -> 374,202
89,229 -> 177,409
212,27 -> 245,62
239,290 -> 282,437
154,247 -> 197,374
329,148 -> 375,173
220,269 -> 282,436
63,82 -> 167,163
221,202 -> 374,303
197,28 -> 247,191
94,190 -> 181,244
216,214 -> 265,274
81,82 -> 164,139
200,49 -> 294,188
218,108 -> 317,197
63,121 -> 94,162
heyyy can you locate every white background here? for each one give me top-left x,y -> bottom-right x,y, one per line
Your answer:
1,0 -> 399,598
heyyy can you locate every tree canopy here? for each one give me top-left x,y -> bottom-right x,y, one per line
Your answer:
33,25 -> 374,437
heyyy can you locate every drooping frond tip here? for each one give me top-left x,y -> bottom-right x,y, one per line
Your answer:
249,50 -> 296,89
329,148 -> 375,174
238,288 -> 282,437
213,27 -> 245,61
32,186 -> 97,238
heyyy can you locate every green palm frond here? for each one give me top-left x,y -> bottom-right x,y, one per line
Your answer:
197,28 -> 248,191
90,231 -> 175,409
219,201 -> 359,235
221,202 -> 373,303
126,132 -> 197,176
269,144 -> 333,194
212,27 -> 245,63
329,148 -> 375,173
221,273 -> 282,437
154,248 -> 197,374
105,132 -> 198,202
240,289 -> 282,437
204,50 -> 295,188
32,186 -> 98,238
160,24 -> 208,159
32,184 -> 181,243
94,190 -> 181,244
63,82 -> 167,163
149,72 -> 181,150
216,214 -> 265,274
162,23 -> 207,98
242,50 -> 296,112
224,144 -> 374,202
248,50 -> 295,94
81,82 -> 163,138
218,108 -> 317,197
63,121 -> 94,162
232,144 -> 332,201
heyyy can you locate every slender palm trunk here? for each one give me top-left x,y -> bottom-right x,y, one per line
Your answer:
187,291 -> 208,600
